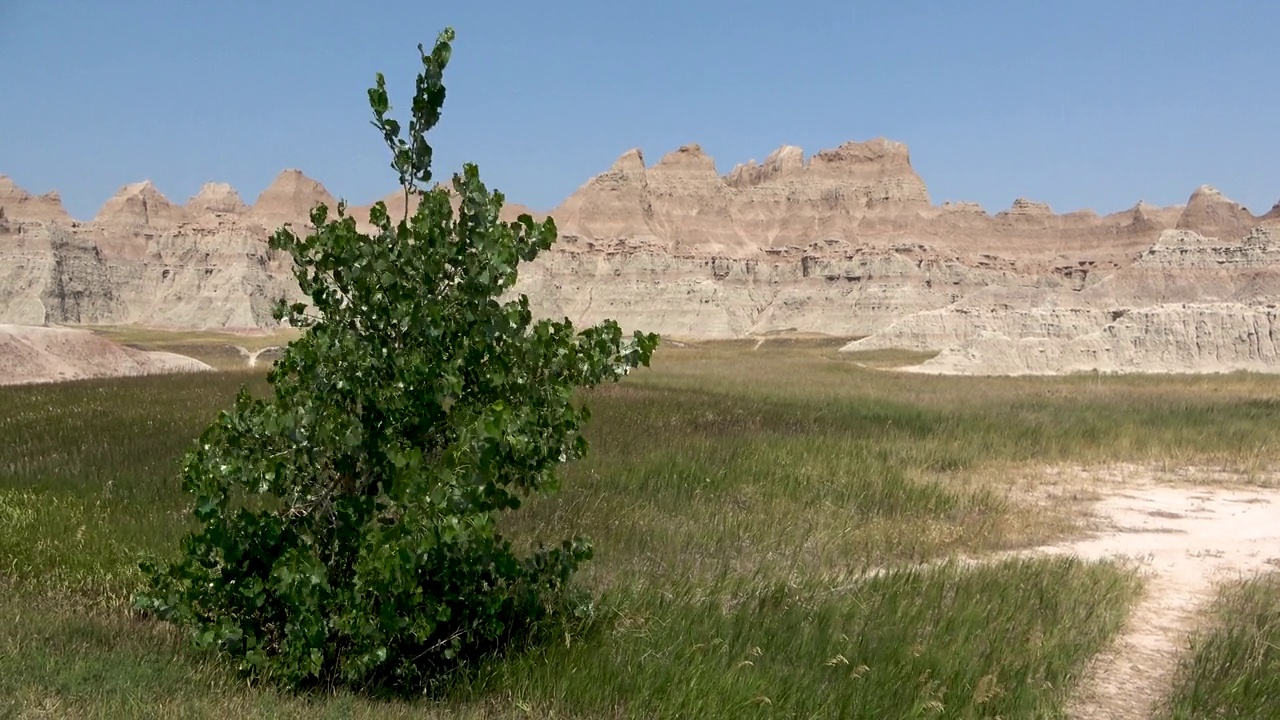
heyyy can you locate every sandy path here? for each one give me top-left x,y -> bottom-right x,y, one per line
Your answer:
1026,472 -> 1280,719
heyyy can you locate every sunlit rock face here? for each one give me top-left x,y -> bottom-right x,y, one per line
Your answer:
2,143 -> 1277,375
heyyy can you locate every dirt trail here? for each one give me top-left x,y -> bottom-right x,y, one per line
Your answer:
1027,468 -> 1280,719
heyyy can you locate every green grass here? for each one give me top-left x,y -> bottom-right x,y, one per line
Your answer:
839,346 -> 940,368
1160,572 -> 1280,719
0,560 -> 1140,720
458,557 -> 1140,719
3,337 -> 1280,716
86,325 -> 300,351
0,371 -> 270,609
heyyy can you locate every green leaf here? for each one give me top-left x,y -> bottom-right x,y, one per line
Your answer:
139,24 -> 658,695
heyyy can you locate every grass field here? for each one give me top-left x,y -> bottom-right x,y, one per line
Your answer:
1159,571 -> 1280,719
86,326 -> 300,371
2,336 -> 1279,717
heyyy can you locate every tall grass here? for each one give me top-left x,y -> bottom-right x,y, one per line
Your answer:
2,338 -> 1279,716
0,371 -> 269,610
460,557 -> 1140,719
1159,572 -> 1280,719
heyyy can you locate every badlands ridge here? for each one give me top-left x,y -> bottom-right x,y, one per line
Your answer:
2,139 -> 1279,376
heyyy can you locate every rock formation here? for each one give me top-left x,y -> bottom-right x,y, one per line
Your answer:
1176,185 -> 1258,240
0,324 -> 210,386
1265,200 -> 1280,223
724,144 -> 804,187
1,139 -> 1275,376
1,173 -> 306,329
551,138 -> 936,255
552,148 -> 658,244
0,175 -> 73,224
187,182 -> 247,216
250,169 -> 337,231
93,180 -> 190,228
845,225 -> 1280,374
898,304 -> 1280,376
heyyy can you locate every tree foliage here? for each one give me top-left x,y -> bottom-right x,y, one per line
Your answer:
136,27 -> 658,691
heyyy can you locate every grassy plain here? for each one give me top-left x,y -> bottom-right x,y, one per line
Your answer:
2,336 -> 1279,717
87,325 -> 300,371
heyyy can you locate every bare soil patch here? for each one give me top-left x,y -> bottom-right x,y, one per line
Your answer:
0,324 -> 211,386
1019,465 -> 1280,719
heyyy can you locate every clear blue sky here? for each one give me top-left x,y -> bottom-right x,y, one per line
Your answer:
2,0 -> 1277,221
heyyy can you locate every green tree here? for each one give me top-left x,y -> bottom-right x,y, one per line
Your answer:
136,27 -> 658,692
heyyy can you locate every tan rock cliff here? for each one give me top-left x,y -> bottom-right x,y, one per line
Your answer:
250,169 -> 337,231
2,140 -> 1275,377
0,175 -> 74,224
187,182 -> 248,216
93,180 -> 190,228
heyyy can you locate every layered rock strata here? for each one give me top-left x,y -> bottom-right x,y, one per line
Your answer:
1,138 -> 1276,376
898,304 -> 1280,376
845,227 -> 1280,374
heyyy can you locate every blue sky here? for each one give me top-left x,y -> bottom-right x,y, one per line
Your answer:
2,0 -> 1276,220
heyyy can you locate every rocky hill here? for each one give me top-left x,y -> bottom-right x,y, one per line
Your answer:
2,139 -> 1277,374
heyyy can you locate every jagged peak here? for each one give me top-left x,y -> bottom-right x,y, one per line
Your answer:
0,174 -> 26,197
1002,198 -> 1054,216
809,138 -> 913,169
1106,200 -> 1182,233
250,169 -> 336,227
724,145 -> 805,187
384,188 -> 423,218
650,143 -> 721,174
1177,183 -> 1256,235
347,188 -> 421,229
723,161 -> 756,184
1183,184 -> 1251,215
1128,200 -> 1157,221
1128,200 -> 1173,218
941,201 -> 987,214
187,182 -> 246,215
379,187 -> 414,205
93,180 -> 188,226
105,180 -> 170,204
651,144 -> 717,173
1188,184 -> 1227,201
255,168 -> 332,200
607,148 -> 646,173
765,144 -> 804,163
0,175 -> 74,223
123,179 -> 157,193
0,176 -> 59,203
